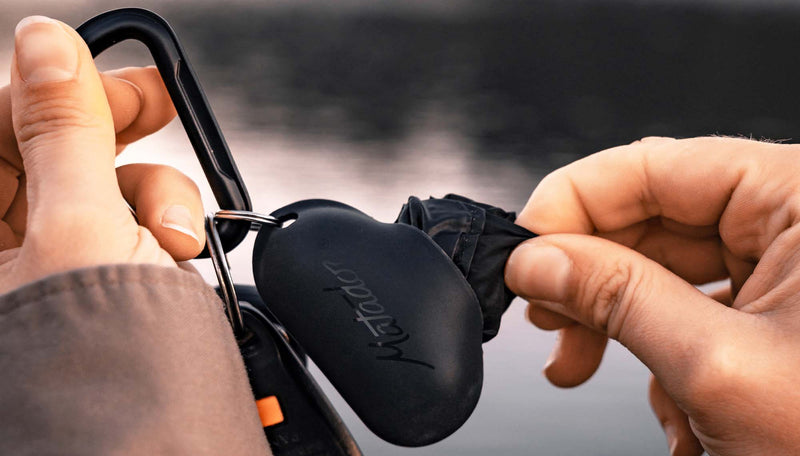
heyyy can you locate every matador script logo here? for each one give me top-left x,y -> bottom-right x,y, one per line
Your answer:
322,261 -> 435,370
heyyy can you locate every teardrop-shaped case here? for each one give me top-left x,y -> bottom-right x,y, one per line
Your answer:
253,200 -> 485,446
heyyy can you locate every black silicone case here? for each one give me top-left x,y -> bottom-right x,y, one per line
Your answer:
253,200 -> 484,447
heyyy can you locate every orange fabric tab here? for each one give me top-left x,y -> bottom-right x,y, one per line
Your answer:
256,396 -> 284,427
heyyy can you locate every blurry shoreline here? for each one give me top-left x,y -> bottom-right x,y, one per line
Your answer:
3,0 -> 800,171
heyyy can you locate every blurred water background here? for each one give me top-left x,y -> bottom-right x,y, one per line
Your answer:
4,0 -> 800,454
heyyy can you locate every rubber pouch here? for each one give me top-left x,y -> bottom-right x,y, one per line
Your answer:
254,200 -> 485,446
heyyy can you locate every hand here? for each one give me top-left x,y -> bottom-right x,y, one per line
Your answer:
0,16 -> 205,293
505,136 -> 800,456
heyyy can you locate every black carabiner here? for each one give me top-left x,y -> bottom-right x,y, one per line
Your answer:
77,8 -> 251,254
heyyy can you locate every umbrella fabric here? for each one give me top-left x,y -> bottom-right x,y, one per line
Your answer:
396,194 -> 535,342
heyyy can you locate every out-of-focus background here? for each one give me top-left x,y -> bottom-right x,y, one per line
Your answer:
3,0 -> 799,454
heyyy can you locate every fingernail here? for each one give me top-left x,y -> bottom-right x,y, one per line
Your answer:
161,205 -> 200,244
542,332 -> 561,375
507,242 -> 572,303
15,16 -> 78,84
103,69 -> 145,107
542,349 -> 557,373
109,76 -> 144,132
117,76 -> 144,105
664,423 -> 678,455
524,303 -> 535,324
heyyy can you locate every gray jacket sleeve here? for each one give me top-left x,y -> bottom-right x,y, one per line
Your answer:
0,264 -> 271,455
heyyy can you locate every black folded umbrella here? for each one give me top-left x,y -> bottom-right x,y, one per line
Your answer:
397,194 -> 536,342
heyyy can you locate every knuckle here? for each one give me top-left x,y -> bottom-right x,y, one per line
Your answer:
144,165 -> 201,195
130,225 -> 178,266
578,259 -> 646,339
15,97 -> 106,146
682,340 -> 750,413
128,226 -> 160,259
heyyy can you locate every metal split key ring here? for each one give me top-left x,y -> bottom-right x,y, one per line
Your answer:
205,210 -> 281,341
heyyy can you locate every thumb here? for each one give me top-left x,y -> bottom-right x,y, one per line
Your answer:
505,233 -> 739,390
11,16 -> 126,226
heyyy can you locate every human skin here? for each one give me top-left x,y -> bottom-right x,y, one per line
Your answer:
0,15 -> 205,294
505,136 -> 800,455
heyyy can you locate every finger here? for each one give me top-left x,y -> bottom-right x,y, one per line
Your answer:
599,218 -> 726,285
11,17 -> 129,230
105,66 -> 176,152
526,301 -> 574,330
518,136 -> 800,262
722,244 -> 755,299
3,173 -> 26,244
0,67 -> 163,170
707,286 -> 732,306
0,156 -> 21,219
733,223 -> 800,314
648,375 -> 705,456
100,71 -> 143,136
117,163 -> 204,261
0,85 -> 21,169
505,234 -> 744,398
0,220 -> 19,250
542,323 -> 607,388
